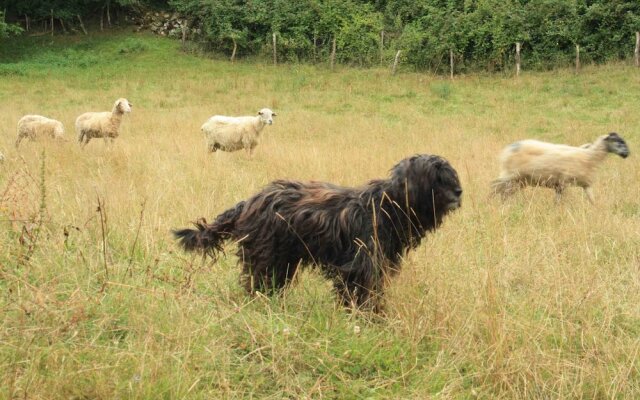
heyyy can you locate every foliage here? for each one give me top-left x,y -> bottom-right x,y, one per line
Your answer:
166,0 -> 640,71
0,11 -> 23,38
170,0 -> 384,65
1,0 -> 640,71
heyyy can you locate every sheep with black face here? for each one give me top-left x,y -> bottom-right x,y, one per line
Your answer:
492,133 -> 629,203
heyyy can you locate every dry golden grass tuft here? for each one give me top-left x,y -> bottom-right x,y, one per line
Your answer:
0,33 -> 639,398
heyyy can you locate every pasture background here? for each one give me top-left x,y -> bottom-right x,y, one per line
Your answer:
1,32 -> 639,399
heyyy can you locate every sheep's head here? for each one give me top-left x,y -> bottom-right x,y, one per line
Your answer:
257,108 -> 276,125
604,132 -> 629,158
113,98 -> 133,114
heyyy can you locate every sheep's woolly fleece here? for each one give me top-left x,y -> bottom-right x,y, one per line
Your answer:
201,108 -> 276,156
75,98 -> 132,146
492,132 -> 629,203
16,115 -> 65,147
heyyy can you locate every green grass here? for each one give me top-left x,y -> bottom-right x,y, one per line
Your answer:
1,30 -> 639,399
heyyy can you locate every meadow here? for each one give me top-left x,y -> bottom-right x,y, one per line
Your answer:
0,31 -> 639,399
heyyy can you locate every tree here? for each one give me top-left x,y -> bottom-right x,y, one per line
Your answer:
0,11 -> 22,38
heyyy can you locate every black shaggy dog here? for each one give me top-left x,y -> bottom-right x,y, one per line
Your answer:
174,154 -> 462,311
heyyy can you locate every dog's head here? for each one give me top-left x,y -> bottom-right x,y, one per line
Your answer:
390,154 -> 462,224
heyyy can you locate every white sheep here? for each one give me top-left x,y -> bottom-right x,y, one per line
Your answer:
76,98 -> 132,147
201,108 -> 276,157
16,115 -> 65,147
492,132 -> 629,203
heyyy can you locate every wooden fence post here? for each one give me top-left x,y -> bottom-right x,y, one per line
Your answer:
575,44 -> 580,73
635,32 -> 640,67
391,50 -> 401,75
380,31 -> 384,64
330,36 -> 336,70
515,42 -> 521,77
313,32 -> 317,62
449,49 -> 454,80
272,33 -> 277,65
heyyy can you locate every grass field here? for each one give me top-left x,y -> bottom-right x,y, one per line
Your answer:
1,31 -> 639,399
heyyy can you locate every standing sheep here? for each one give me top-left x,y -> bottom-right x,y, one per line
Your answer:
16,115 -> 65,147
201,108 -> 276,157
76,98 -> 132,147
492,132 -> 629,203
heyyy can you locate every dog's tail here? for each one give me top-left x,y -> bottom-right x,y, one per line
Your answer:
173,201 -> 245,258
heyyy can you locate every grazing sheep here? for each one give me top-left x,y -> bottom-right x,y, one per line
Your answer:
16,115 -> 65,147
492,132 -> 629,203
76,98 -> 132,147
201,108 -> 276,157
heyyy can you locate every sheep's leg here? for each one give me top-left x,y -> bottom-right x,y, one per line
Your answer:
79,135 -> 87,148
15,136 -> 23,148
583,187 -> 594,204
246,146 -> 253,158
554,186 -> 564,204
492,178 -> 518,200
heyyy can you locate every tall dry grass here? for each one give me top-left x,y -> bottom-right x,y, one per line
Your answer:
0,32 -> 639,398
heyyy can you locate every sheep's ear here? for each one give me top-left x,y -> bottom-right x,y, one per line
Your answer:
258,111 -> 263,115
607,132 -> 619,139
272,112 -> 277,117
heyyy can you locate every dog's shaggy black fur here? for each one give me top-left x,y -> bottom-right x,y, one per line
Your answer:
174,154 -> 462,311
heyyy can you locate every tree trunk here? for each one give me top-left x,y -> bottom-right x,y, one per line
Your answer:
106,1 -> 111,27
25,14 -> 30,31
575,44 -> 580,73
181,21 -> 187,45
231,37 -> 237,62
50,10 -> 54,36
77,14 -> 87,35
59,18 -> 66,33
100,7 -> 104,31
